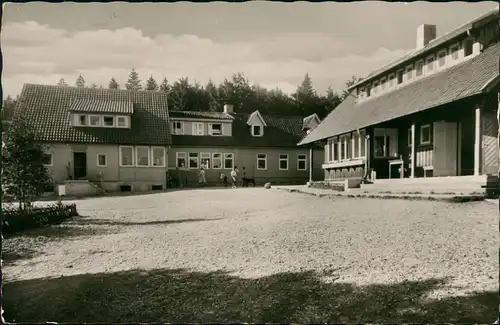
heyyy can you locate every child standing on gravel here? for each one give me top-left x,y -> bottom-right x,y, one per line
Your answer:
230,166 -> 238,189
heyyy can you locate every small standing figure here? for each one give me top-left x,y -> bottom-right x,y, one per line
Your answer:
220,172 -> 228,188
198,166 -> 207,187
230,166 -> 238,189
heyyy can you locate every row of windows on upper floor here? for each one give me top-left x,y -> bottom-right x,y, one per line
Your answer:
71,113 -> 130,128
356,37 -> 477,101
171,121 -> 264,137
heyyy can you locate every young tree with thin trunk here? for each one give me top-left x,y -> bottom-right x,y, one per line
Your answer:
2,114 -> 52,211
109,78 -> 120,90
126,69 -> 142,91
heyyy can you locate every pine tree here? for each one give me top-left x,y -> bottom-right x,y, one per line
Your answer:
57,78 -> 68,87
2,114 -> 52,210
159,77 -> 170,93
75,75 -> 85,88
145,75 -> 159,91
125,68 -> 142,91
109,77 -> 120,90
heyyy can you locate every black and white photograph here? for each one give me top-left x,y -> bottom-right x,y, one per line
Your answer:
1,1 -> 499,323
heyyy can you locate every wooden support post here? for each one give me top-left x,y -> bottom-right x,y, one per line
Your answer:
474,104 -> 481,176
309,147 -> 313,182
410,123 -> 416,178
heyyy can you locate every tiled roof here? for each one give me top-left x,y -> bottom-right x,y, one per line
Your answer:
15,84 -> 171,146
299,42 -> 500,145
69,99 -> 134,114
348,8 -> 499,91
172,112 -> 320,148
170,110 -> 234,120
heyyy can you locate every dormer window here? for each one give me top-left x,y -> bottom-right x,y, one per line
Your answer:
450,44 -> 459,60
415,61 -> 424,77
437,50 -> 447,68
380,77 -> 387,91
78,115 -> 87,126
209,123 -> 223,136
89,115 -> 101,126
373,81 -> 379,94
252,125 -> 263,136
366,85 -> 371,97
464,38 -> 473,57
172,121 -> 184,135
388,74 -> 395,88
103,116 -> 114,127
396,70 -> 404,85
426,55 -> 435,73
406,65 -> 413,81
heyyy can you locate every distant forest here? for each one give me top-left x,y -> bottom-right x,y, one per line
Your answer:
2,70 -> 362,120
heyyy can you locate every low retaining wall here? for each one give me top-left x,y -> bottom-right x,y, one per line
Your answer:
2,203 -> 78,235
310,179 -> 362,192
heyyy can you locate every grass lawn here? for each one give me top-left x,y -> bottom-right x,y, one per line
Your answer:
3,188 -> 498,323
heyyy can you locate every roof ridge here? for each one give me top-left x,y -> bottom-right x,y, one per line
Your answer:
347,8 -> 498,90
23,83 -> 170,95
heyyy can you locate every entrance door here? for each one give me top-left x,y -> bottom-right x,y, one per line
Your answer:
73,152 -> 87,179
433,121 -> 458,177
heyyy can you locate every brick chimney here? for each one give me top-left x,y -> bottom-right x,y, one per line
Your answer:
416,24 -> 437,50
223,104 -> 234,114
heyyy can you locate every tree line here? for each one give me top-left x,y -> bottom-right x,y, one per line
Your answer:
3,70 -> 361,120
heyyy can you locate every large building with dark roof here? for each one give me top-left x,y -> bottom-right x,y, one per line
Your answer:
14,84 -> 171,194
12,84 -> 324,194
168,104 -> 324,185
299,9 -> 499,182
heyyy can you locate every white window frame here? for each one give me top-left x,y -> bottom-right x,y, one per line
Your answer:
257,153 -> 267,170
151,146 -> 166,167
352,132 -> 360,158
388,73 -> 395,88
332,137 -> 339,162
297,154 -> 307,171
102,115 -> 114,127
200,152 -> 211,169
327,138 -> 334,162
463,37 -> 474,57
77,114 -> 88,126
223,153 -> 234,170
407,128 -> 412,147
119,146 -> 134,167
450,43 -> 460,61
88,115 -> 101,127
193,122 -> 204,136
116,116 -> 128,128
396,69 -> 404,86
372,81 -> 379,95
380,77 -> 387,91
188,152 -> 200,169
172,121 -> 184,135
252,125 -> 264,137
415,60 -> 424,78
359,129 -> 366,158
420,124 -> 431,145
373,128 -> 399,158
425,55 -> 435,74
212,153 -> 223,169
339,135 -> 347,161
176,152 -> 187,168
278,154 -> 289,171
366,85 -> 371,97
405,64 -> 413,81
135,146 -> 150,167
43,153 -> 53,166
208,123 -> 223,136
437,49 -> 447,69
96,153 -> 107,167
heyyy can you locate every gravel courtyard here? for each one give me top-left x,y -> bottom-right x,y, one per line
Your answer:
3,188 -> 498,323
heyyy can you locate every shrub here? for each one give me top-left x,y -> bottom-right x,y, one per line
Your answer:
2,203 -> 78,235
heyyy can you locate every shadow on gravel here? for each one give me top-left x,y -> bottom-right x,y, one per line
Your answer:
71,217 -> 221,227
4,268 -> 497,323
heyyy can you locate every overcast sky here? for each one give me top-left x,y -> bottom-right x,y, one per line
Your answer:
2,1 -> 497,97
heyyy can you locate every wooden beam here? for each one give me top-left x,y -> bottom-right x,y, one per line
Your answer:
410,123 -> 416,178
474,104 -> 481,176
309,147 -> 313,182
